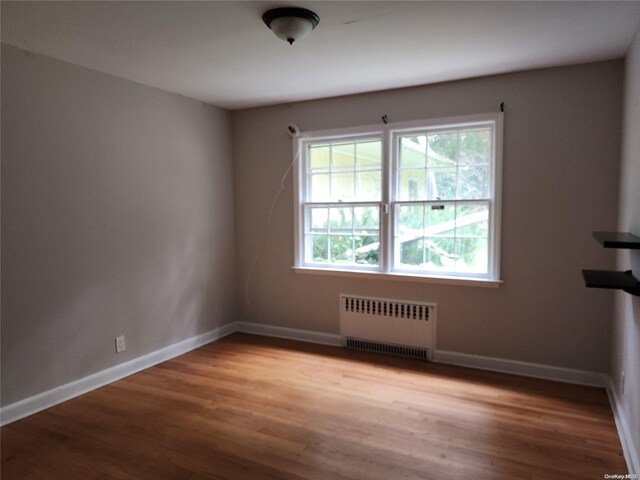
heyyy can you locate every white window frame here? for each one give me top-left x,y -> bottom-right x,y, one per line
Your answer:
293,113 -> 503,287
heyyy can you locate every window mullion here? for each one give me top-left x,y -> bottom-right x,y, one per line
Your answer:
382,129 -> 392,273
351,205 -> 356,264
328,144 -> 333,199
326,204 -> 332,263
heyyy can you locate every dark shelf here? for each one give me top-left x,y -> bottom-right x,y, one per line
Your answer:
593,231 -> 640,249
582,269 -> 640,296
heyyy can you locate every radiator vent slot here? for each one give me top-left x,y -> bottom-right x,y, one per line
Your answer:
342,296 -> 429,321
340,294 -> 436,361
345,337 -> 429,360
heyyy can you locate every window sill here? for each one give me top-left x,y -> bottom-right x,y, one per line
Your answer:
292,267 -> 502,288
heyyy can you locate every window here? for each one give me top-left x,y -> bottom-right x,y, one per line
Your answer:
294,113 -> 502,284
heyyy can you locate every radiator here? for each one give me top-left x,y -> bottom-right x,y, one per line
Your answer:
339,294 -> 436,360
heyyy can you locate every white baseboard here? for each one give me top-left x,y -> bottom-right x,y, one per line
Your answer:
0,322 -> 236,427
235,321 -> 342,346
606,377 -> 639,474
432,350 -> 608,387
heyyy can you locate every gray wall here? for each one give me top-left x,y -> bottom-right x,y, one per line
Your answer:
612,24 -> 640,466
233,60 -> 623,373
1,44 -> 237,406
0,40 -> 627,409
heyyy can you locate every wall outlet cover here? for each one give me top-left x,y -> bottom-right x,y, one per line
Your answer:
115,335 -> 126,353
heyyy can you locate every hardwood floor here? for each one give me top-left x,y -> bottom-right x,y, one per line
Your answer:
1,333 -> 627,479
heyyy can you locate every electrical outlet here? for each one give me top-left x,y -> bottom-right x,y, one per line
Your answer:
115,335 -> 126,353
621,372 -> 625,395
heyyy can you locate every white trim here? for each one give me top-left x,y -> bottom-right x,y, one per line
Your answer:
293,135 -> 303,268
0,322 -> 237,426
492,113 -> 504,282
293,266 -> 502,288
432,350 -> 608,387
235,321 -> 342,346
606,376 -> 639,474
381,127 -> 392,273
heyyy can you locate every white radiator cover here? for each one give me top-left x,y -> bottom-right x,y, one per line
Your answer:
339,294 -> 436,360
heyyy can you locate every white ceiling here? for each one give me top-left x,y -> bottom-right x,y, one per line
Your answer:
2,1 -> 640,110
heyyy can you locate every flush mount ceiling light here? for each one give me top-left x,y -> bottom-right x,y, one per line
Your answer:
262,7 -> 320,45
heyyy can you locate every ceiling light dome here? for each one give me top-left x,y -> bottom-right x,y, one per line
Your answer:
262,7 -> 320,45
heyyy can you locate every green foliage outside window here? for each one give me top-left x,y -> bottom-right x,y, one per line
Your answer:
309,206 -> 380,265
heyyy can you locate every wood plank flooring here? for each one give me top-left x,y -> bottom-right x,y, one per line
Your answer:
1,333 -> 627,479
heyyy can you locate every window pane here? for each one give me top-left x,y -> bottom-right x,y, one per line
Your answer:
400,238 -> 424,267
424,237 -> 456,271
428,167 -> 457,200
332,143 -> 355,170
356,141 -> 381,167
394,203 -> 489,274
305,204 -> 380,268
331,172 -> 355,201
355,170 -> 381,201
425,204 -> 456,236
355,235 -> 379,266
310,207 -> 328,232
453,204 -> 489,271
310,145 -> 330,172
329,207 -> 352,231
307,234 -> 328,263
400,136 -> 426,168
457,164 -> 489,199
396,205 -> 425,268
310,174 -> 330,202
307,138 -> 381,204
354,206 -> 379,230
455,204 -> 489,237
428,132 -> 457,167
398,169 -> 425,201
459,129 -> 490,165
455,237 -> 488,273
398,204 -> 424,232
330,235 -> 352,263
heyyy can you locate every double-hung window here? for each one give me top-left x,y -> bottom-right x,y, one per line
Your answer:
294,113 -> 503,285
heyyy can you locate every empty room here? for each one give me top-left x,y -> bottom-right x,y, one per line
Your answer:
2,1 -> 640,478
